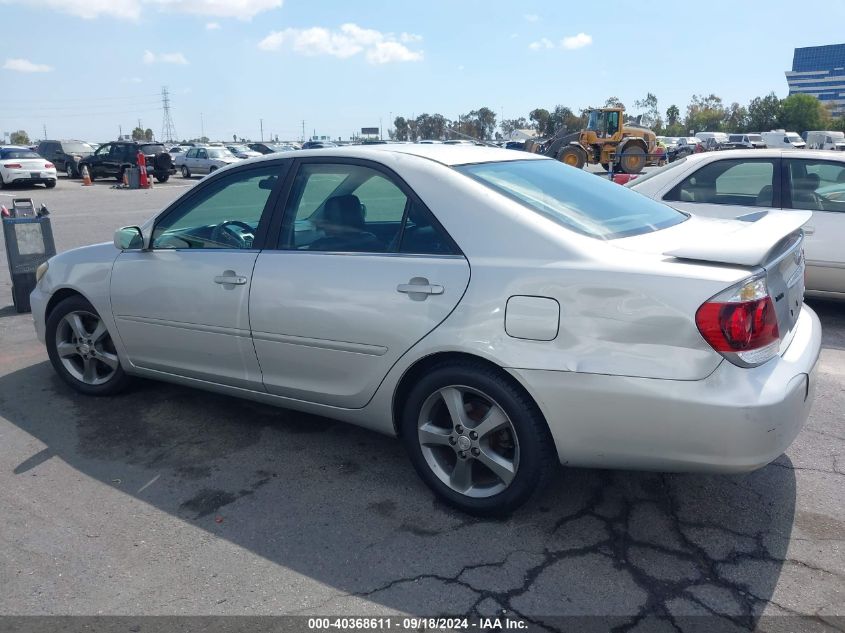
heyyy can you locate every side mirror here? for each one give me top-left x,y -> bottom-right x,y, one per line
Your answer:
114,226 -> 144,250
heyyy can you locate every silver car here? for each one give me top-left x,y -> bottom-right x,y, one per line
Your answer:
629,149 -> 845,299
176,147 -> 239,178
30,145 -> 821,515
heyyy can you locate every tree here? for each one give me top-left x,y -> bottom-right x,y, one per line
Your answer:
665,104 -> 680,126
779,93 -> 829,133
415,113 -> 448,140
10,130 -> 30,145
131,126 -> 145,141
634,93 -> 660,128
393,116 -> 409,141
500,117 -> 528,136
144,128 -> 154,141
723,102 -> 749,132
548,105 -> 584,135
685,94 -> 726,133
604,96 -> 625,109
529,108 -> 551,136
746,92 -> 781,132
472,107 -> 497,140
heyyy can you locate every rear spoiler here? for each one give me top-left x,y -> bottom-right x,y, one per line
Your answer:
664,211 -> 811,266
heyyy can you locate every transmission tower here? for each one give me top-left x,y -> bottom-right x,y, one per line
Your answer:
160,86 -> 178,143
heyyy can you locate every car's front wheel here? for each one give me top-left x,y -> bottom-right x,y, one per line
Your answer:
401,360 -> 556,516
46,296 -> 131,396
65,164 -> 76,178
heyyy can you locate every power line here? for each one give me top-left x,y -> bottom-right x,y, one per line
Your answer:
0,93 -> 160,105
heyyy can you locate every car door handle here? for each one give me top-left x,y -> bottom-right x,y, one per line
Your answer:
397,280 -> 444,295
214,274 -> 247,285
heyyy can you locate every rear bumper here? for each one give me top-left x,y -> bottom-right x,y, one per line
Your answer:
508,305 -> 821,473
3,169 -> 57,184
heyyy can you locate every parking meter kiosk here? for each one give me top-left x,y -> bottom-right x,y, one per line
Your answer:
1,198 -> 56,312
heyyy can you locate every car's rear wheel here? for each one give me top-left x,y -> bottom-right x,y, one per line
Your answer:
45,180 -> 56,188
65,164 -> 75,178
155,172 -> 169,183
46,296 -> 131,396
619,145 -> 646,174
116,168 -> 125,183
400,360 -> 556,516
181,165 -> 191,179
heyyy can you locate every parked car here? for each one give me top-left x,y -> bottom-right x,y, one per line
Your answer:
761,131 -> 806,149
670,137 -> 703,161
695,132 -> 729,147
805,131 -> 845,151
36,139 -> 95,178
628,149 -> 845,298
78,141 -> 175,183
176,147 -> 239,178
248,142 -> 298,154
226,144 -> 262,159
301,141 -> 338,149
702,137 -> 724,152
30,145 -> 821,515
0,146 -> 57,188
723,134 -> 767,149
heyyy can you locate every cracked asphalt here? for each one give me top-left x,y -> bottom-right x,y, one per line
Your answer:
0,178 -> 843,632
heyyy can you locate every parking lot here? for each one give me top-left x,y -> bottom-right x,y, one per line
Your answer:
0,176 -> 843,631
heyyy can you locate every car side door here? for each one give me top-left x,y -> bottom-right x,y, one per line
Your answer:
783,157 -> 845,294
662,156 -> 781,220
196,149 -> 209,173
109,161 -> 289,388
89,143 -> 111,177
249,158 -> 471,408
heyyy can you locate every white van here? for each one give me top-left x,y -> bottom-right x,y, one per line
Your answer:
695,132 -> 729,144
761,130 -> 806,149
806,130 -> 845,151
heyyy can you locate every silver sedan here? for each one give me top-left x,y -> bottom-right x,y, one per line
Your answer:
175,147 -> 239,178
30,145 -> 821,515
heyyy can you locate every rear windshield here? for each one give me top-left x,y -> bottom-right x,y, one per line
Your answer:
456,159 -> 687,240
139,144 -> 166,154
61,142 -> 94,153
748,135 -> 763,141
1,148 -> 39,159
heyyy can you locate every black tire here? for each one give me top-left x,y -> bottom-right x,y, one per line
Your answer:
0,173 -> 5,189
155,172 -> 169,183
400,360 -> 557,517
181,165 -> 191,179
209,166 -> 218,173
116,167 -> 126,183
619,145 -> 646,174
45,180 -> 56,189
557,145 -> 586,169
45,295 -> 131,396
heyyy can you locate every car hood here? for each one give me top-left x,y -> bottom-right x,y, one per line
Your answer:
612,211 -> 811,267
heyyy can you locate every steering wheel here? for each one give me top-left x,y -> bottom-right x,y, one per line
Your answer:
211,220 -> 254,248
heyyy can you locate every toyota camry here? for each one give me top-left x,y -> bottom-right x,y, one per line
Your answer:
30,145 -> 821,515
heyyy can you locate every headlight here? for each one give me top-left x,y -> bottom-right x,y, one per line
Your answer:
35,261 -> 49,282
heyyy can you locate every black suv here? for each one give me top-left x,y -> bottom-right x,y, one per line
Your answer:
78,141 -> 175,182
36,139 -> 95,178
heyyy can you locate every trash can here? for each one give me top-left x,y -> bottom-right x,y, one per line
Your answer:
127,166 -> 141,189
1,198 -> 56,313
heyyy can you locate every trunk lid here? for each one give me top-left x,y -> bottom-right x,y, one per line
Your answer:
5,158 -> 50,170
614,211 -> 809,348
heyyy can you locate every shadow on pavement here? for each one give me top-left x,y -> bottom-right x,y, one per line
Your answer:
0,359 -> 800,629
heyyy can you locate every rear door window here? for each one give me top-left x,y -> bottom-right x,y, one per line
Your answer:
785,158 -> 845,212
664,158 -> 778,207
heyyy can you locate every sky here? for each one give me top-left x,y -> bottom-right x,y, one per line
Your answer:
1,0 -> 844,143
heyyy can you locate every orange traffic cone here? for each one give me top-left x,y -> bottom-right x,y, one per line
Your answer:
81,165 -> 92,186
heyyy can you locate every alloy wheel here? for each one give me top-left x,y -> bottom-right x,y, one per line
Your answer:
417,385 -> 520,498
55,310 -> 119,385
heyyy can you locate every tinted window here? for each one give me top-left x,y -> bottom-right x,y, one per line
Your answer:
139,144 -> 165,154
95,144 -> 111,156
280,162 -> 456,254
152,166 -> 280,249
457,159 -> 686,239
61,142 -> 94,154
664,159 -> 776,207
0,148 -> 39,159
786,158 -> 845,212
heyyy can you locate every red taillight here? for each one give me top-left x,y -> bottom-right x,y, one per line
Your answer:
3,163 -> 22,169
45,162 -> 54,169
696,297 -> 779,352
695,276 -> 781,366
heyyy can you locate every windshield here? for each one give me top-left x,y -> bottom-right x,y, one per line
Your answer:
729,135 -> 742,142
586,110 -> 601,131
228,145 -> 250,152
0,148 -> 40,159
457,159 -> 686,240
786,134 -> 803,143
139,144 -> 166,154
208,149 -> 234,158
62,142 -> 94,154
748,134 -> 763,141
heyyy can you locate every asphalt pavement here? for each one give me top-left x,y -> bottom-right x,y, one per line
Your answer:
0,175 -> 843,632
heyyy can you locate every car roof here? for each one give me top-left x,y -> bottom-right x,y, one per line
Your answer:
236,144 -> 547,167
669,148 -> 845,163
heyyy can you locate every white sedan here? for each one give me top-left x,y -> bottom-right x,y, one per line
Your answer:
29,145 -> 820,515
629,149 -> 845,299
0,146 -> 57,189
